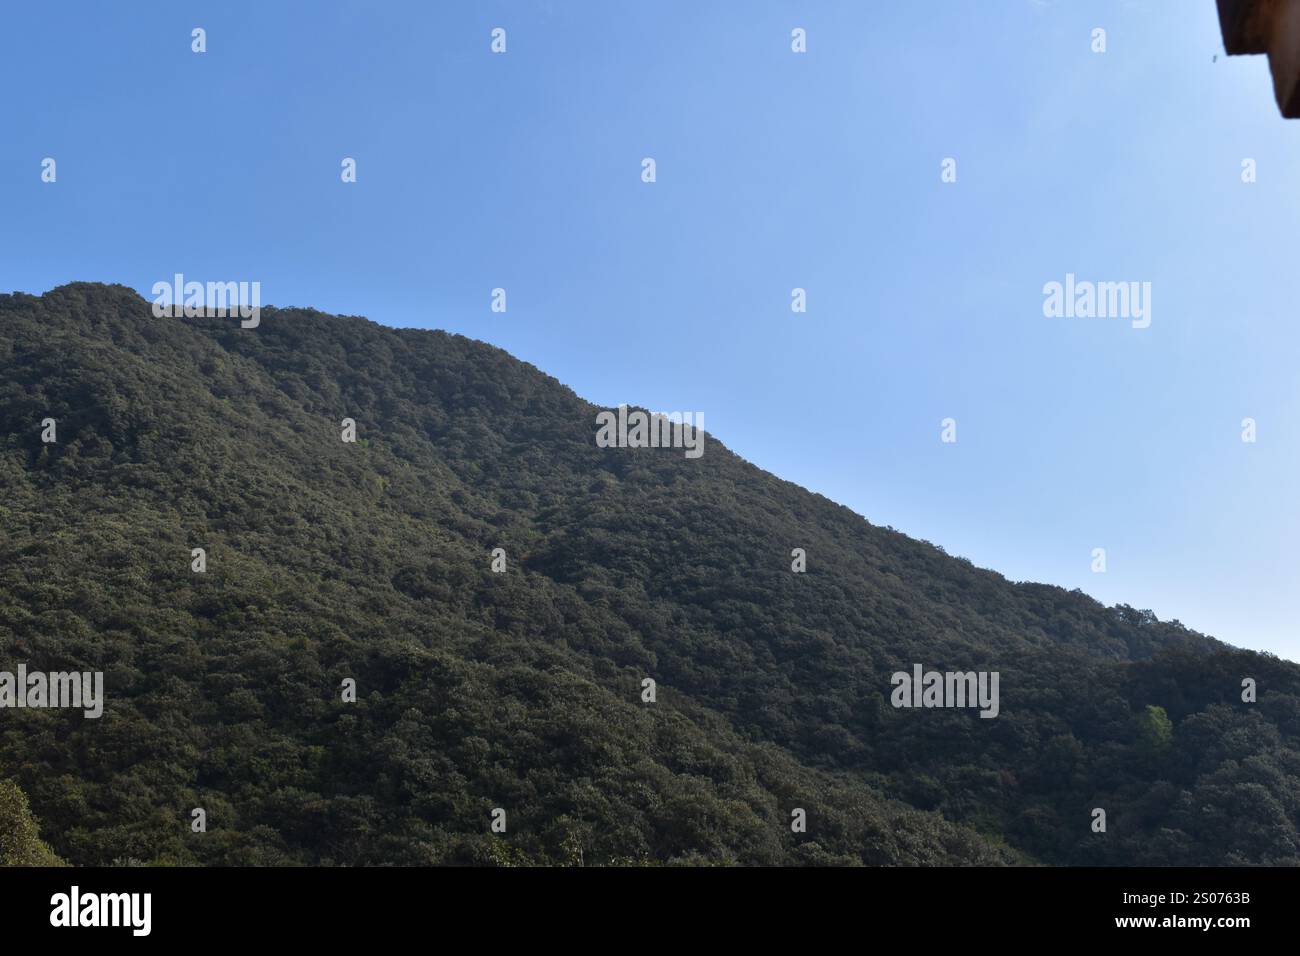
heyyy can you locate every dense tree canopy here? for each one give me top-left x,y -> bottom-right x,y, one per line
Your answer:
1,283 -> 1296,866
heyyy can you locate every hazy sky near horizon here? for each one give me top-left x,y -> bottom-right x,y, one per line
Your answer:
3,1 -> 1298,661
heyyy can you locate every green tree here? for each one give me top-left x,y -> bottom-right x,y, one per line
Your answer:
1135,705 -> 1174,756
0,779 -> 65,867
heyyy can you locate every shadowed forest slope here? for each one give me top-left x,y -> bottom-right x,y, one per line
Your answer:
1,283 -> 1297,866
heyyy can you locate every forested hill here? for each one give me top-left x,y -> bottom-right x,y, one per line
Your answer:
1,282 -> 1297,866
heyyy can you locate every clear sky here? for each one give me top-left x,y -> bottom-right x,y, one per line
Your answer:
3,1 -> 1298,661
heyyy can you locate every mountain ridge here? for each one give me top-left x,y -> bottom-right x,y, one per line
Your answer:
2,281 -> 1297,866
8,282 -> 1218,661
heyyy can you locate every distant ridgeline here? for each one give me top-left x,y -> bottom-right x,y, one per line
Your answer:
0,282 -> 1297,866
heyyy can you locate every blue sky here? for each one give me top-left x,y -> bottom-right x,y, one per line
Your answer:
3,1 -> 1298,661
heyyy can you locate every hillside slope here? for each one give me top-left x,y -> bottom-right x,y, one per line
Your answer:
1,283 -> 1297,866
